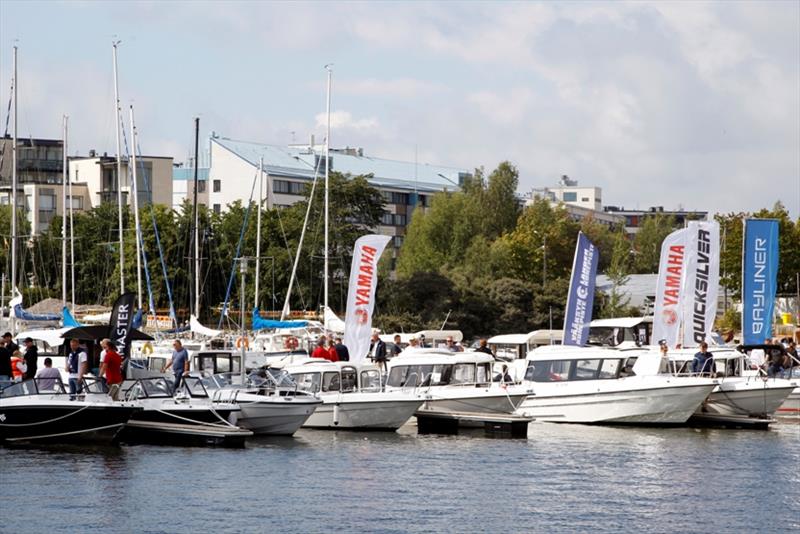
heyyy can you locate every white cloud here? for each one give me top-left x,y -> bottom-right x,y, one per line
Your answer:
315,110 -> 379,132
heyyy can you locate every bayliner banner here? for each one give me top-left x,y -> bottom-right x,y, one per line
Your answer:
108,292 -> 136,361
652,229 -> 688,348
344,234 -> 391,363
681,221 -> 720,347
742,219 -> 779,345
562,232 -> 599,346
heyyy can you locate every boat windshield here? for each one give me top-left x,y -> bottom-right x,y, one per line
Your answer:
136,378 -> 174,398
360,369 -> 381,392
525,359 -> 624,382
0,378 -> 67,397
292,372 -> 321,393
181,376 -> 210,398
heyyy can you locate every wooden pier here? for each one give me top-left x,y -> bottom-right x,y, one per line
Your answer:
415,410 -> 534,438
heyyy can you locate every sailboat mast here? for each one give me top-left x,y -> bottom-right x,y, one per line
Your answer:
61,115 -> 68,308
112,41 -> 125,294
192,118 -> 200,319
323,65 -> 332,317
68,154 -> 76,310
129,105 -> 143,311
10,45 -> 17,333
254,157 -> 263,310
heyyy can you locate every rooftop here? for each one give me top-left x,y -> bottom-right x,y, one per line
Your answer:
213,136 -> 470,193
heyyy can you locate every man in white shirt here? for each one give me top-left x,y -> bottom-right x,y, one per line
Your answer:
65,338 -> 88,399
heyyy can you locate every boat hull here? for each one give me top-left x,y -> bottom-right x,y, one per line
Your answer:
777,387 -> 800,416
418,388 -> 528,416
698,380 -> 795,418
516,379 -> 717,424
234,398 -> 321,435
302,396 -> 422,430
0,401 -> 140,445
121,419 -> 252,448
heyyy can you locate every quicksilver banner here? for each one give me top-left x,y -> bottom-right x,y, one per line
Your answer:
742,219 -> 779,345
681,221 -> 720,347
562,232 -> 599,346
343,234 -> 392,363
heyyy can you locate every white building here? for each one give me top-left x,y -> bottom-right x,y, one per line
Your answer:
523,175 -> 623,228
187,135 -> 471,256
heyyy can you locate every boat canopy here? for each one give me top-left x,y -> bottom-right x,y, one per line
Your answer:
252,308 -> 308,331
14,327 -> 72,348
12,303 -> 59,322
190,314 -> 222,337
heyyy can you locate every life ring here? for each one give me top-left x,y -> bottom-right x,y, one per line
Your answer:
236,336 -> 250,349
283,336 -> 299,350
142,342 -> 153,355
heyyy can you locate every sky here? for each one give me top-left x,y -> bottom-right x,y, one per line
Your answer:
1,1 -> 798,218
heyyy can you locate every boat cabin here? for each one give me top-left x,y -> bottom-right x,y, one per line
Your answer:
488,330 -> 563,361
285,359 -> 383,394
380,330 -> 464,350
385,349 -> 494,388
192,351 -> 243,375
587,317 -> 652,347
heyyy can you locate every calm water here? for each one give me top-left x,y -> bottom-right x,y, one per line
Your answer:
1,420 -> 798,533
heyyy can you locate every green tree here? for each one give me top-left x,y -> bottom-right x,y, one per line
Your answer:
631,214 -> 676,273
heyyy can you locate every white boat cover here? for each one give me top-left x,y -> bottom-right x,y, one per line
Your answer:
323,306 -> 345,333
81,312 -> 111,324
190,314 -> 222,337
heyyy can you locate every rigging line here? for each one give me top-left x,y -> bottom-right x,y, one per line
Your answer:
218,171 -> 259,329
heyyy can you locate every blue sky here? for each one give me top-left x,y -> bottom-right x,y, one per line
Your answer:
1,1 -> 798,217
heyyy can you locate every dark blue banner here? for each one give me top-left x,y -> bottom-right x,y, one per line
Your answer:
742,219 -> 779,345
562,232 -> 599,346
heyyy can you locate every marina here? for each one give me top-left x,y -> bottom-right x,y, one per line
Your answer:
1,1 -> 799,533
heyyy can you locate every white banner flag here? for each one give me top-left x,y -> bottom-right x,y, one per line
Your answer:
343,234 -> 392,364
682,221 -> 720,348
652,229 -> 688,348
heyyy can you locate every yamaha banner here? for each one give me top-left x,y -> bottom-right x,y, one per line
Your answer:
562,232 -> 599,346
742,219 -> 779,345
652,229 -> 688,348
108,292 -> 136,361
681,221 -> 720,347
343,234 -> 392,363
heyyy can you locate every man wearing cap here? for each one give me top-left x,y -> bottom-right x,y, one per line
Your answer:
22,337 -> 38,380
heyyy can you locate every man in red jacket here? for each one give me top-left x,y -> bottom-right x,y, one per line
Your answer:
311,336 -> 338,362
99,340 -> 123,400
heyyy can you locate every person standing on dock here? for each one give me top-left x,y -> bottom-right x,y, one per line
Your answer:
99,340 -> 123,400
369,332 -> 387,373
66,338 -> 88,399
22,337 -> 38,380
162,340 -> 189,392
334,337 -> 350,362
312,337 -> 330,360
0,339 -> 11,383
326,338 -> 339,362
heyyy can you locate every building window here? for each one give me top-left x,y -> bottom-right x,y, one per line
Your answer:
198,180 -> 206,193
68,196 -> 83,210
563,192 -> 577,202
393,235 -> 404,248
381,213 -> 394,226
213,204 -> 221,214
381,191 -> 409,205
581,197 -> 589,202
213,180 -> 221,192
395,214 -> 407,226
273,179 -> 305,195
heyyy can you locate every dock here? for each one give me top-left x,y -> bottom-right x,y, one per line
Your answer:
415,410 -> 534,438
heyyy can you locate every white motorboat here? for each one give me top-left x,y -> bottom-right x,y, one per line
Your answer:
665,345 -> 797,422
0,377 -> 141,444
385,349 -> 530,416
198,369 -> 322,435
281,359 -> 423,430
515,345 -> 717,424
119,377 -> 252,447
